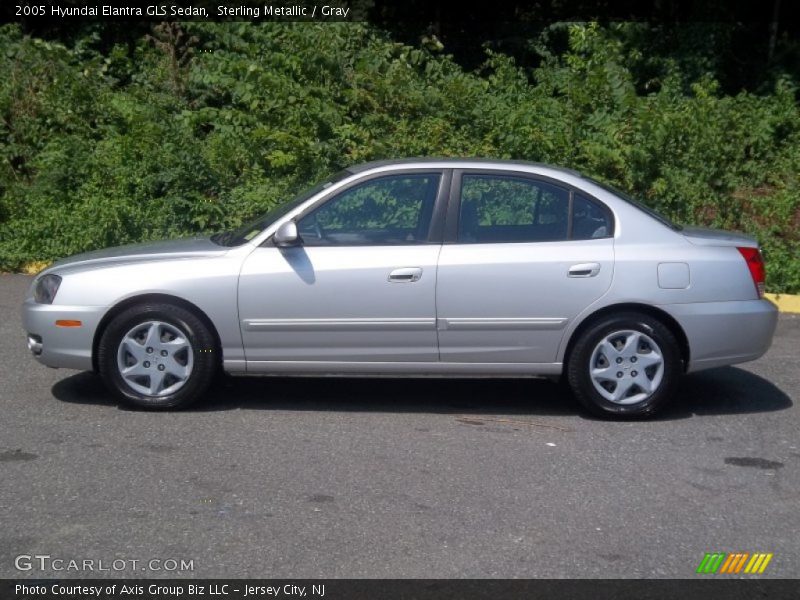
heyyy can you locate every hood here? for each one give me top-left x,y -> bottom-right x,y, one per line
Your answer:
47,237 -> 226,273
681,226 -> 758,247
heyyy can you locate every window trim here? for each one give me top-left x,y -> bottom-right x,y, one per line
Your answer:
264,169 -> 451,248
444,169 -> 615,244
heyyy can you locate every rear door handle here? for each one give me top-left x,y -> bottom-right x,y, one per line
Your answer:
388,267 -> 423,283
568,263 -> 601,278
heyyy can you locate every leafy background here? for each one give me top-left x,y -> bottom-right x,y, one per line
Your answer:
0,20 -> 798,291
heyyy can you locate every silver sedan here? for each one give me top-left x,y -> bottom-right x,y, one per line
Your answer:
21,159 -> 778,417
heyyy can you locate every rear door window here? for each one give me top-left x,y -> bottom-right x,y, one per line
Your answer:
458,174 -> 569,243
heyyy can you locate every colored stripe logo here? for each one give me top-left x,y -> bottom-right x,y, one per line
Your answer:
697,552 -> 773,574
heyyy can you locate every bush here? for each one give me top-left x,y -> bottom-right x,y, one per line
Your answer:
0,22 -> 798,292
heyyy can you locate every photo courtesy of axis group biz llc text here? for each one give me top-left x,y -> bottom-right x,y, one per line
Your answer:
16,583 -> 326,597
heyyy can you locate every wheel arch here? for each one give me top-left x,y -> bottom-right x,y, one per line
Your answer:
92,293 -> 222,373
562,303 -> 691,372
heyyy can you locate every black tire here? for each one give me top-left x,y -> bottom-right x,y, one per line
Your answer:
97,303 -> 217,410
566,312 -> 682,419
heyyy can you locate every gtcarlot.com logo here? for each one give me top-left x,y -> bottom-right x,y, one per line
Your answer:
696,552 -> 773,574
14,554 -> 194,573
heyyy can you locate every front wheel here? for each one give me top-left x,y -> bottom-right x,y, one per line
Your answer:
566,312 -> 682,419
97,303 -> 217,410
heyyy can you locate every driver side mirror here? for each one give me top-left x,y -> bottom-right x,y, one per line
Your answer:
273,220 -> 300,247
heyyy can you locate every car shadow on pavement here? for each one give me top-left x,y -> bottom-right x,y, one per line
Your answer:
664,367 -> 794,418
51,365 -> 792,420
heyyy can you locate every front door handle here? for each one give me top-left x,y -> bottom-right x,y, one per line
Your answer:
388,267 -> 423,283
568,262 -> 601,278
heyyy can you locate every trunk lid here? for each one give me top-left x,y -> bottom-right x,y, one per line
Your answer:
681,226 -> 758,247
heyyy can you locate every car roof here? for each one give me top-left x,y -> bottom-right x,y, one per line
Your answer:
346,158 -> 584,178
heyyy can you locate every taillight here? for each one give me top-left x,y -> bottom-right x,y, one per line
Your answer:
737,246 -> 765,298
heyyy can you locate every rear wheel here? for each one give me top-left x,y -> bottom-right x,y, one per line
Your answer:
98,303 -> 217,410
566,312 -> 682,419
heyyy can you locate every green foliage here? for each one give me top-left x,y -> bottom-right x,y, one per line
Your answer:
0,21 -> 798,292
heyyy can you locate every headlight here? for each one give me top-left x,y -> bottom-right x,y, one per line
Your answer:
34,274 -> 62,304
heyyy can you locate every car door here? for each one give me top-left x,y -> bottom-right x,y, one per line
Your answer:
238,170 -> 447,367
436,170 -> 614,364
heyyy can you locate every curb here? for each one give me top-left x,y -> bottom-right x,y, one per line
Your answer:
765,293 -> 800,314
20,261 -> 50,275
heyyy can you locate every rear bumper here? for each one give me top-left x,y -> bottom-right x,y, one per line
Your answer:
660,299 -> 778,373
21,299 -> 106,371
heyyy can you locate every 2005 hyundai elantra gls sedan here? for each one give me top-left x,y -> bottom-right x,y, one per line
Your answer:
22,159 -> 778,418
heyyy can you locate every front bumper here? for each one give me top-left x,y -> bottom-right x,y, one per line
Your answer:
21,298 -> 107,370
661,299 -> 779,373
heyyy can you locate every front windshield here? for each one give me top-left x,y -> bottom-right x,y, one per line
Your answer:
211,170 -> 352,247
584,176 -> 683,231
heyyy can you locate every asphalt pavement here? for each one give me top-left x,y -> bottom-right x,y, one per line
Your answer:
1,274 -> 798,578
